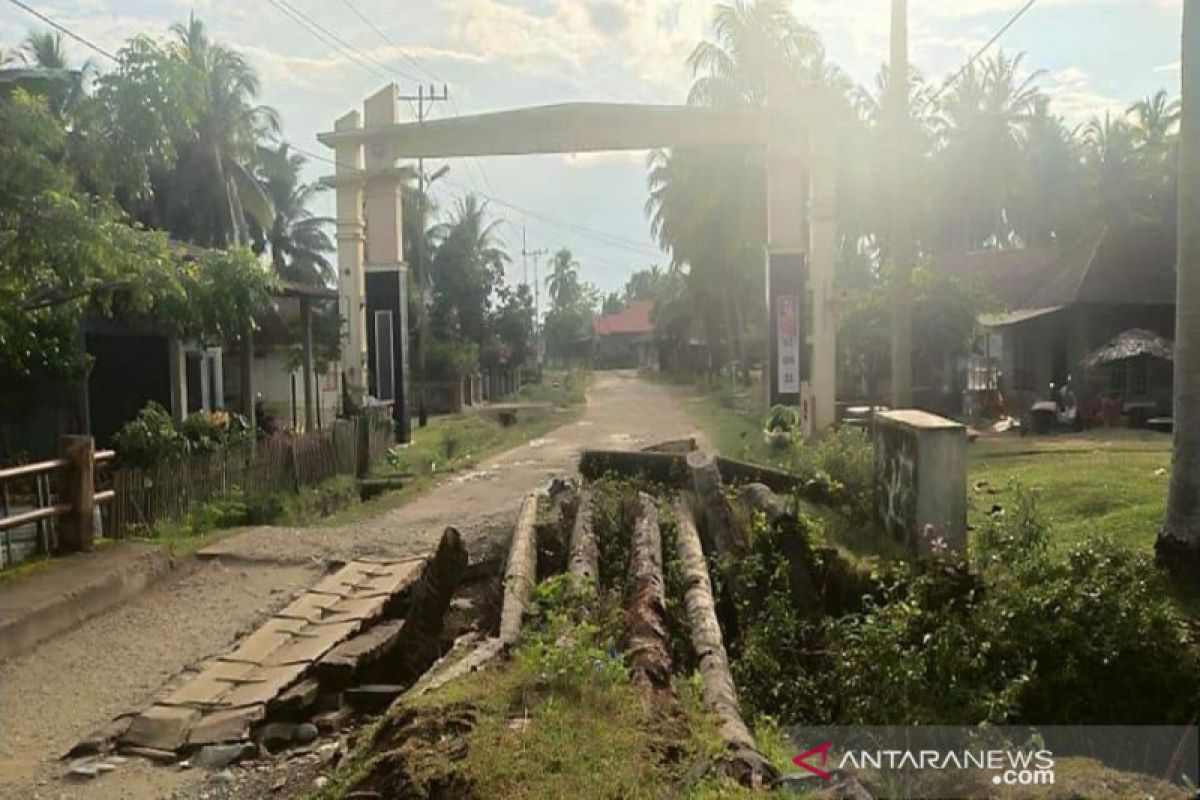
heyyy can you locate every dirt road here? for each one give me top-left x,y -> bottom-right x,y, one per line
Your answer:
0,371 -> 706,799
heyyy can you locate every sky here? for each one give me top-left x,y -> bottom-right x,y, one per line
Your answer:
0,0 -> 1185,303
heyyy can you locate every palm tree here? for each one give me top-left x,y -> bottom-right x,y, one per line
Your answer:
22,31 -> 67,69
1083,112 -> 1145,226
1010,98 -> 1086,245
165,14 -> 277,247
429,195 -> 509,344
1129,90 -> 1182,150
253,144 -> 334,285
545,248 -> 581,308
1162,0 -> 1200,556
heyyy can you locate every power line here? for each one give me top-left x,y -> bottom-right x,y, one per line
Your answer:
289,140 -> 662,260
338,0 -> 441,85
265,0 -> 394,86
273,0 -> 420,84
926,0 -> 1039,105
4,0 -> 118,62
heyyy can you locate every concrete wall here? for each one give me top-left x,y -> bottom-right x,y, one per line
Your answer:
223,349 -> 340,432
874,409 -> 967,556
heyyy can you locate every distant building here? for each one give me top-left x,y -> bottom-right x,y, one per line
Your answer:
592,300 -> 657,370
938,224 -> 1176,422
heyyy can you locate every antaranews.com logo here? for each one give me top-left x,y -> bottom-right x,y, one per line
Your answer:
793,740 -> 1056,787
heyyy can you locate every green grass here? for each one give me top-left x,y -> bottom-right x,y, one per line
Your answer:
968,430 -> 1171,555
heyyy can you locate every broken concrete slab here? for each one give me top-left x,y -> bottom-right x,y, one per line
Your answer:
220,618 -> 308,666
268,678 -> 320,720
121,705 -> 200,751
344,684 -> 405,712
159,660 -> 257,708
186,705 -> 264,747
262,621 -> 359,666
315,620 -> 406,689
218,663 -> 308,709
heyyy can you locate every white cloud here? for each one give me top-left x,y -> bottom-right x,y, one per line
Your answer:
1041,65 -> 1125,122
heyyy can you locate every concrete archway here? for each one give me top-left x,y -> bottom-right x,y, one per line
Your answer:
319,86 -> 837,441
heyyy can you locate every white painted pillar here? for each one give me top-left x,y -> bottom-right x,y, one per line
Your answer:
362,84 -> 411,440
168,336 -> 187,422
334,109 -> 367,408
809,130 -> 838,430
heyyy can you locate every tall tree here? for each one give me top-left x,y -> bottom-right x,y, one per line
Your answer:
252,143 -> 333,285
546,248 -> 581,308
429,194 -> 508,346
21,31 -> 67,69
163,14 -> 277,247
1162,0 -> 1200,555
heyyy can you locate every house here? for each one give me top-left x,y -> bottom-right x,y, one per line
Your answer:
221,281 -> 341,433
939,224 -> 1177,421
592,300 -> 657,370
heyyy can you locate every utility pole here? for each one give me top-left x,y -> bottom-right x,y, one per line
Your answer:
520,226 -> 548,327
889,0 -> 914,408
400,84 -> 450,427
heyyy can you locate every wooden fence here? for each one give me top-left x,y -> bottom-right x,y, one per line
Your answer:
103,413 -> 394,539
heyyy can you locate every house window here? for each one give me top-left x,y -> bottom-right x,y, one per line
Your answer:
374,310 -> 395,402
1109,362 -> 1127,393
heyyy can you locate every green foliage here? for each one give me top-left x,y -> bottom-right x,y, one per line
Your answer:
789,426 -> 874,522
764,405 -> 799,434
0,89 -> 274,399
114,403 -> 252,467
112,402 -> 189,467
517,574 -> 627,696
727,487 -> 1200,728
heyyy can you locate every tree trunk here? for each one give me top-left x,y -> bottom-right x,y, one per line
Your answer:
674,497 -> 778,788
624,492 -> 672,689
1162,0 -> 1200,555
687,451 -> 748,557
568,489 -> 599,585
499,491 -> 540,643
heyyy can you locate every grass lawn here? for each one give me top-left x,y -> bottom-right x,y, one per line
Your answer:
967,430 -> 1172,555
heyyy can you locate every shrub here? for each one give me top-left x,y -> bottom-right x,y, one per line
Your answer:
728,488 -> 1200,727
789,425 -> 874,522
113,402 -> 189,468
517,575 -> 626,697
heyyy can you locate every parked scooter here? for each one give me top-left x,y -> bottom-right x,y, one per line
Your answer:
1029,377 -> 1082,434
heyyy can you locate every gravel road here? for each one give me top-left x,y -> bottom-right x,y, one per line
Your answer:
0,371 -> 707,799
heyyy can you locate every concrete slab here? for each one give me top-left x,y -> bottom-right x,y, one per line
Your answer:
262,621 -> 359,666
219,618 -> 307,666
186,704 -> 264,746
0,543 -> 173,662
309,558 -> 423,598
121,705 -> 200,751
219,663 -> 307,709
159,661 -> 257,708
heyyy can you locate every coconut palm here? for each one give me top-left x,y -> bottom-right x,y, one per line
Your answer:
21,31 -> 67,69
936,51 -> 1044,249
164,14 -> 277,247
429,195 -> 508,344
1083,112 -> 1146,226
545,248 -> 581,308
1163,0 -> 1200,554
1129,89 -> 1182,150
253,143 -> 334,285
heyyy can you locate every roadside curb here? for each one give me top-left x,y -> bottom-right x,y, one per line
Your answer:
0,544 -> 174,663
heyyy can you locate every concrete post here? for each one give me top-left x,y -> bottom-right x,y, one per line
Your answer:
57,435 -> 94,553
240,328 -> 255,422
362,85 -> 411,443
334,109 -> 367,410
809,129 -> 838,430
301,297 -> 316,432
765,131 -> 812,430
168,337 -> 187,423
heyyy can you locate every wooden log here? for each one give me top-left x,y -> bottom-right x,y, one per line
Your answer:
687,451 -> 748,557
641,438 -> 698,454
624,492 -> 672,689
674,497 -> 778,788
499,491 -> 540,644
578,449 -> 690,484
568,489 -> 599,585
